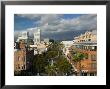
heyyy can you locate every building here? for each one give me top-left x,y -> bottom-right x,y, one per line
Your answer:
16,31 -> 29,43
74,30 -> 97,43
14,40 -> 34,75
30,43 -> 47,55
14,49 -> 26,72
72,30 -> 97,76
14,40 -> 26,74
34,29 -> 40,45
61,41 -> 74,48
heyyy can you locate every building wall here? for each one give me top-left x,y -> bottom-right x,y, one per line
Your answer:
74,48 -> 97,75
14,49 -> 26,72
73,48 -> 97,75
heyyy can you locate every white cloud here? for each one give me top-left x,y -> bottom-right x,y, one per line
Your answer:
16,14 -> 97,35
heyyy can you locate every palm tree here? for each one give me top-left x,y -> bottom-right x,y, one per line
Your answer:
73,52 -> 85,76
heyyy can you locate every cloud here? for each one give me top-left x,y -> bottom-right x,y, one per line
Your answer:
38,14 -> 97,34
15,14 -> 97,40
16,14 -> 42,20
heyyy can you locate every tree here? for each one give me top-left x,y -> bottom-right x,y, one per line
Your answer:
56,57 -> 73,76
32,54 -> 48,75
45,64 -> 57,76
49,39 -> 54,43
73,52 -> 85,76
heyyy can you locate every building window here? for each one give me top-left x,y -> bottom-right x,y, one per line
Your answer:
16,65 -> 18,69
35,34 -> 37,36
24,65 -> 25,69
94,46 -> 97,51
18,64 -> 20,69
88,39 -> 91,41
85,53 -> 88,59
91,63 -> 96,69
91,55 -> 96,61
90,73 -> 96,76
18,56 -> 20,61
22,65 -> 24,69
37,39 -> 39,42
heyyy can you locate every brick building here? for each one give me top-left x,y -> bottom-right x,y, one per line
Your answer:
71,30 -> 97,76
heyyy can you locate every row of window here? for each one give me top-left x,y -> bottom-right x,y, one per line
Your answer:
78,39 -> 91,42
16,64 -> 26,70
75,45 -> 97,51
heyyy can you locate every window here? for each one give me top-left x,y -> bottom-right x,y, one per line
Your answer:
85,53 -> 88,59
37,39 -> 39,42
91,63 -> 96,69
24,65 -> 25,69
18,64 -> 20,69
94,46 -> 97,51
22,65 -> 24,69
88,39 -> 91,41
18,56 -> 20,61
91,55 -> 96,61
35,33 -> 37,36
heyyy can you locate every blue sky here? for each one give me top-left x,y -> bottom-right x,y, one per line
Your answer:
14,14 -> 97,41
14,15 -> 37,31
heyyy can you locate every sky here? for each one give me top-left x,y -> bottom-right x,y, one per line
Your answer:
14,14 -> 97,41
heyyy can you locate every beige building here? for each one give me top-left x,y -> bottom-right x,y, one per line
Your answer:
30,43 -> 47,55
14,40 -> 26,73
14,49 -> 26,72
74,30 -> 97,43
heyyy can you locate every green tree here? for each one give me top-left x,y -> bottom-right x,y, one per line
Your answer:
49,39 -> 54,43
73,52 -> 85,76
32,54 -> 48,75
45,64 -> 57,76
56,57 -> 73,76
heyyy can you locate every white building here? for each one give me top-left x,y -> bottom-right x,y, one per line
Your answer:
61,41 -> 74,48
30,43 -> 47,55
34,29 -> 40,45
16,31 -> 29,42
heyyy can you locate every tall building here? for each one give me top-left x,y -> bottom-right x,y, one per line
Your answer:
34,29 -> 40,45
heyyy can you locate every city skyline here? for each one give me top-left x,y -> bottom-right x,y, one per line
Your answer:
14,14 -> 97,41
